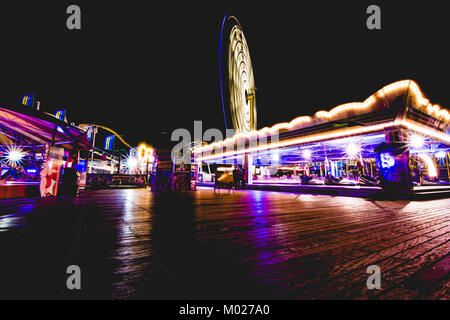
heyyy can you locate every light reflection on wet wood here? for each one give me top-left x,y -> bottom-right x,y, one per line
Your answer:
0,188 -> 449,299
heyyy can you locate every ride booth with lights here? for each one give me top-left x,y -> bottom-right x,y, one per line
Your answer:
192,80 -> 450,197
151,149 -> 194,192
0,104 -> 91,199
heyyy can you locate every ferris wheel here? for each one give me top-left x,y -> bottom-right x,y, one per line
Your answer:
220,16 -> 257,133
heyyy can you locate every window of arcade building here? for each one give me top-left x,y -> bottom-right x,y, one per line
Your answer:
199,131 -> 450,187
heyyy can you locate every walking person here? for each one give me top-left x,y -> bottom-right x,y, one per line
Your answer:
240,166 -> 246,189
61,162 -> 80,198
232,165 -> 239,190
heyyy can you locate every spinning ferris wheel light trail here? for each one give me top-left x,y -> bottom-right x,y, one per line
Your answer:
219,15 -> 257,134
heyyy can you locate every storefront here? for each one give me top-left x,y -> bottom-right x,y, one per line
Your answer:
192,80 -> 450,194
0,104 -> 91,198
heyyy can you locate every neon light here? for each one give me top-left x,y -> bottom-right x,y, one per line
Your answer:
4,146 -> 26,166
8,150 -> 23,162
272,152 -> 279,162
401,120 -> 450,144
194,80 -> 450,156
340,178 -> 358,185
137,144 -> 154,163
410,135 -> 424,148
435,151 -> 446,159
217,167 -> 233,172
302,149 -> 312,160
126,157 -> 138,169
346,143 -> 359,158
418,154 -> 437,177
196,118 -> 450,163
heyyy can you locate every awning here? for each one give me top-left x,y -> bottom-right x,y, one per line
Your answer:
0,105 -> 92,150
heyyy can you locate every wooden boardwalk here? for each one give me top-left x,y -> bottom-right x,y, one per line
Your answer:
0,188 -> 449,299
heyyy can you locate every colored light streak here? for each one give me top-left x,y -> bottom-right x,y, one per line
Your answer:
253,179 -> 299,184
340,178 -> 358,185
229,23 -> 256,132
196,118 -> 450,164
272,152 -> 280,162
91,164 -> 114,172
196,121 -> 395,162
418,154 -> 437,177
194,80 -> 450,159
217,167 -> 233,172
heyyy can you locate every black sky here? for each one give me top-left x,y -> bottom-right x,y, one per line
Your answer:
1,1 -> 450,148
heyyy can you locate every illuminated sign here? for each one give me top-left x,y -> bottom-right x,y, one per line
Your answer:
21,94 -> 34,107
104,135 -> 115,151
54,110 -> 66,121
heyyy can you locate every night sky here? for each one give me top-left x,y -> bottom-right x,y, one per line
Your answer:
1,1 -> 450,149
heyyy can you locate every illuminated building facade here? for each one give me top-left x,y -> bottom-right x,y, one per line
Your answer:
192,80 -> 450,193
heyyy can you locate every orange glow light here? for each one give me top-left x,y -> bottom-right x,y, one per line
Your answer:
137,144 -> 154,163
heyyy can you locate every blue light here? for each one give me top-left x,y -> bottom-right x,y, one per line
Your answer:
219,14 -> 228,131
26,168 -> 37,174
57,126 -> 65,133
380,152 -> 395,169
76,160 -> 87,172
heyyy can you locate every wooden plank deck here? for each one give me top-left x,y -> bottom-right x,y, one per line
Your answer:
0,188 -> 449,299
